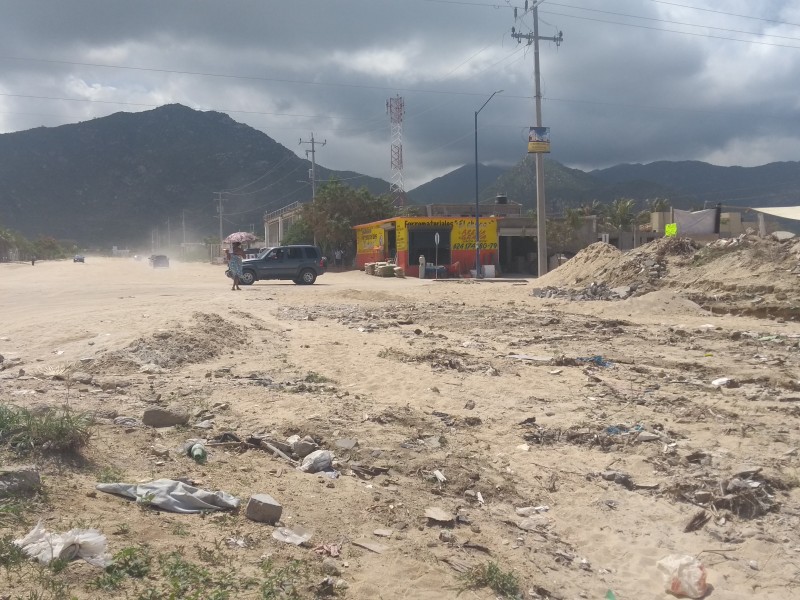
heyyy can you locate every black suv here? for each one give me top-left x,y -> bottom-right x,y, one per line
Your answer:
234,245 -> 327,285
149,254 -> 169,268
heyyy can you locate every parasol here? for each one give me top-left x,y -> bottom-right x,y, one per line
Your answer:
224,231 -> 258,244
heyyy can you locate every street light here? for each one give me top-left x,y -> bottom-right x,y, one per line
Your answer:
474,90 -> 503,279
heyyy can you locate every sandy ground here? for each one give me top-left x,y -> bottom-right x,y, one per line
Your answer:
1,255 -> 799,599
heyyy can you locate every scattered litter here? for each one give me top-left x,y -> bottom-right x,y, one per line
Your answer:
298,450 -> 334,473
14,520 -> 110,567
508,354 -> 553,363
656,554 -> 708,599
515,505 -> 549,516
433,470 -> 447,483
606,424 -> 644,435
184,440 -> 207,464
576,355 -> 613,368
683,510 -> 711,533
273,525 -> 313,546
313,542 -> 342,557
352,539 -> 388,554
425,507 -> 454,524
96,479 -> 240,513
373,528 -> 393,538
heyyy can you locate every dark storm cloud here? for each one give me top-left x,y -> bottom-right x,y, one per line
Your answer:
1,0 -> 799,189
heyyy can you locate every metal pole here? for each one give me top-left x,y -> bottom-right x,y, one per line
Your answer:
474,110 -> 480,279
533,5 -> 548,277
474,90 -> 503,279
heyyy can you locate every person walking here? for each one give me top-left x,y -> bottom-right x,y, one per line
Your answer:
334,248 -> 343,270
225,242 -> 245,290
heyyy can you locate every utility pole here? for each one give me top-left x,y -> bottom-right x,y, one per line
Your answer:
299,134 -> 326,200
182,210 -> 186,244
167,217 -> 171,248
215,192 -> 224,251
512,1 -> 563,277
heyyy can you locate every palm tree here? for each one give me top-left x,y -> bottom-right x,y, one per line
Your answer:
580,199 -> 604,218
648,197 -> 671,213
602,198 -> 637,247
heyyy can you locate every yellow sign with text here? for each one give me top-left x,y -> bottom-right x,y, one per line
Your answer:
356,227 -> 384,252
395,218 -> 497,251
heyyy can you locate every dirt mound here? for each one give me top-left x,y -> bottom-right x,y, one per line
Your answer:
89,312 -> 248,373
538,236 -> 800,317
536,242 -> 622,287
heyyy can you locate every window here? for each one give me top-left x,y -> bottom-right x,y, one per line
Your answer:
303,247 -> 319,259
287,247 -> 303,259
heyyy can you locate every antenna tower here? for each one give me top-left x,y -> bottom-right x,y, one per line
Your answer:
386,95 -> 406,207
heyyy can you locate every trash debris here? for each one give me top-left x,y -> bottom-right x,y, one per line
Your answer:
711,377 -> 739,388
273,525 -> 313,546
433,470 -> 447,483
352,539 -> 388,554
515,505 -> 549,516
656,554 -> 708,599
683,510 -> 711,533
96,479 -> 240,513
576,355 -> 613,368
601,470 -> 634,490
14,520 -> 110,567
425,507 -> 454,525
313,542 -> 342,557
185,440 -> 207,464
298,449 -> 335,473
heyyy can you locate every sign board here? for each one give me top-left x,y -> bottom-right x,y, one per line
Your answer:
665,223 -> 678,237
434,232 -> 440,246
527,127 -> 551,153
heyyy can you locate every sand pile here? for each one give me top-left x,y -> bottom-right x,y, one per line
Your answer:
539,236 -> 800,315
535,242 -> 622,287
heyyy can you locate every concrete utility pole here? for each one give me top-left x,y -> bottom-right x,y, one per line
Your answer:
299,134 -> 326,200
512,1 -> 563,277
215,192 -> 224,247
182,210 -> 186,244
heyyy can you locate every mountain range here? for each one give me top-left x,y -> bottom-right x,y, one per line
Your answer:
1,104 -> 798,246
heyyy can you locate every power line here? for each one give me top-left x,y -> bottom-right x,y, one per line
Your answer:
546,1 -> 800,42
220,154 -> 295,194
649,0 -> 800,29
539,9 -> 800,49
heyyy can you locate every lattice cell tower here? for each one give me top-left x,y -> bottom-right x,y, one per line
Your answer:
386,95 -> 406,207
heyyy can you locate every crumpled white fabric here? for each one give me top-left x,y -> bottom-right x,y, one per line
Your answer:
96,478 -> 240,514
14,520 -> 110,567
297,450 -> 334,473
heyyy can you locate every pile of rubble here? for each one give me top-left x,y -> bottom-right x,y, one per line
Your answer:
530,281 -> 634,301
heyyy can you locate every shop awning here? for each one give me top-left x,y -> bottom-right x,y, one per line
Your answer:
751,206 -> 800,221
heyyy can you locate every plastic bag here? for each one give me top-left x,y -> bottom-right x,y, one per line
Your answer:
657,554 -> 708,598
298,450 -> 334,473
14,520 -> 111,567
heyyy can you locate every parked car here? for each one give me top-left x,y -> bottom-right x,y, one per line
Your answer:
244,247 -> 265,259
149,254 -> 169,268
73,255 -> 85,263
229,245 -> 327,285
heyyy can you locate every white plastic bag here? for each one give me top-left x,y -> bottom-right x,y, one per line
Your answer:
297,450 -> 333,473
14,520 -> 110,567
657,554 -> 708,598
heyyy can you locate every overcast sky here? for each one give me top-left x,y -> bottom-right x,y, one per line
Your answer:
1,0 -> 799,189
